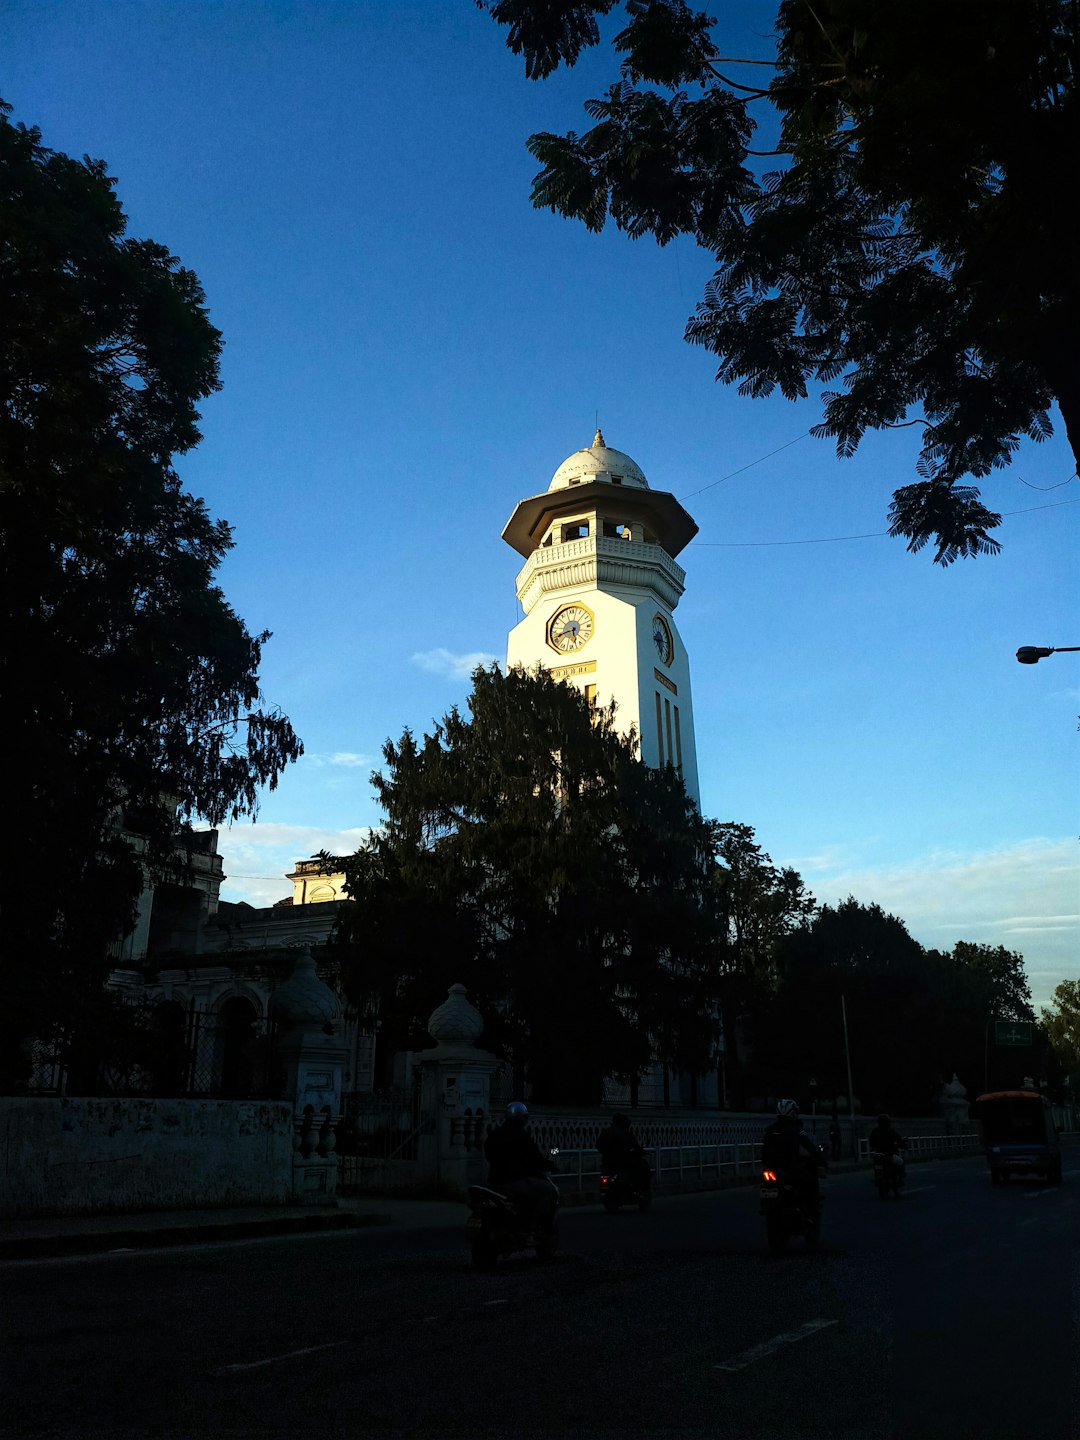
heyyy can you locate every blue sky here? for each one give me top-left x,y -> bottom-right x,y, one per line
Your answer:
7,2 -> 1077,1011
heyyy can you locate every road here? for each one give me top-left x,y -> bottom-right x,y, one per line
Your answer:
2,1147 -> 1077,1440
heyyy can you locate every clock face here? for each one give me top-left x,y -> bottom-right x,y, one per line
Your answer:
548,603 -> 595,653
652,614 -> 673,665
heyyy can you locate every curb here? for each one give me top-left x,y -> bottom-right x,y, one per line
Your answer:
0,1209 -> 392,1261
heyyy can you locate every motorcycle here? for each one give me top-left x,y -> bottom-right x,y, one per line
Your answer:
465,1178 -> 560,1269
759,1164 -> 824,1254
870,1148 -> 906,1200
600,1165 -> 652,1214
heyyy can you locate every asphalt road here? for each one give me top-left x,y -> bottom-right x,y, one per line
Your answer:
2,1147 -> 1077,1440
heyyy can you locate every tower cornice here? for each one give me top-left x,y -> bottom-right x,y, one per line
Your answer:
515,535 -> 686,615
502,481 -> 698,560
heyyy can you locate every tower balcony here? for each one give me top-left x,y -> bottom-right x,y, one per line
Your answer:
515,534 -> 687,615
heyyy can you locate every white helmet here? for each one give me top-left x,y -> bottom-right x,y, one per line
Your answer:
776,1098 -> 800,1118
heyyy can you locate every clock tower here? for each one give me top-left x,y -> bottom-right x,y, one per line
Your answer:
503,431 -> 701,806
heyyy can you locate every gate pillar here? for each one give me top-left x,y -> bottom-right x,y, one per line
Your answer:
269,947 -> 348,1206
413,985 -> 498,1199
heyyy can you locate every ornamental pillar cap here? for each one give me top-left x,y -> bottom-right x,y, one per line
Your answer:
427,983 -> 484,1047
268,946 -> 339,1030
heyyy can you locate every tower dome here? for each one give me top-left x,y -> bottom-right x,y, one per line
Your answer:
549,429 -> 648,492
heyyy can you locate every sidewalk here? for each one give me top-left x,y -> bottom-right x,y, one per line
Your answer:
0,1193 -> 466,1262
2,1146 -> 995,1262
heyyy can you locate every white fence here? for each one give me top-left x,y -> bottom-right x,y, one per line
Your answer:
550,1142 -> 764,1192
549,1129 -> 984,1197
857,1132 -> 981,1162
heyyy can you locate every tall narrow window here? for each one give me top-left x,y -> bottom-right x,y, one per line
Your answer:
664,698 -> 673,767
674,705 -> 683,771
655,692 -> 665,764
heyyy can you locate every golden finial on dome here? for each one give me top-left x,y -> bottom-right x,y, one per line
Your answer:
592,427 -> 606,448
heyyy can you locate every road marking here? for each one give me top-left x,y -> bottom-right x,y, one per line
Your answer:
1023,1190 -> 1052,1199
482,1299 -> 509,1306
1019,1217 -> 1039,1228
210,1342 -> 345,1375
905,1186 -> 936,1194
714,1319 -> 838,1372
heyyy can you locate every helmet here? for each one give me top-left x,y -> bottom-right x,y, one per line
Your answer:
505,1101 -> 529,1120
612,1113 -> 629,1129
877,1113 -> 891,1127
776,1099 -> 799,1118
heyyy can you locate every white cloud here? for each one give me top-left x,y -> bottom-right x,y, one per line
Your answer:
303,751 -> 372,769
411,648 -> 499,680
791,837 -> 1080,1009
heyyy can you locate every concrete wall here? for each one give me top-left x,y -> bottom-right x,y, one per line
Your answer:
0,1097 -> 294,1219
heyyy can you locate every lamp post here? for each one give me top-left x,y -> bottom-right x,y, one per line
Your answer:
809,1076 -> 818,1125
1016,645 -> 1080,664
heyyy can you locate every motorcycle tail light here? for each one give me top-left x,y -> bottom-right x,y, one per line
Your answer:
762,1170 -> 778,1182
601,1175 -> 610,1186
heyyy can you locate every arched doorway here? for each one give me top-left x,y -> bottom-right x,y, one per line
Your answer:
150,1000 -> 188,1095
218,996 -> 258,1098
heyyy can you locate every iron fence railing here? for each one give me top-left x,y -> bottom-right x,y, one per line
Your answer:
20,1002 -> 279,1099
550,1142 -> 763,1192
551,1130 -> 984,1193
338,1087 -> 425,1159
858,1133 -> 981,1161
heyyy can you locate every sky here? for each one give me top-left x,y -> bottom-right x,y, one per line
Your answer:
6,2 -> 1078,1012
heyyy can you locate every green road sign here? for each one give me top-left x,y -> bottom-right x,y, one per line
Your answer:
995,1021 -> 1033,1048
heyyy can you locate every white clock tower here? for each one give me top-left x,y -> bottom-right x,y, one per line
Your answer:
503,431 -> 701,806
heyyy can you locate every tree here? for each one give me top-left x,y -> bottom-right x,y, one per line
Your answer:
766,897 -> 937,1113
708,821 -> 814,1106
0,102 -> 302,1088
331,664 -> 721,1104
947,941 -> 1035,1022
484,0 -> 1080,563
1041,978 -> 1080,1079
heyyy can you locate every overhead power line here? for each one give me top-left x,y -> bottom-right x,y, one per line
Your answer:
691,497 -> 1080,548
678,433 -> 811,500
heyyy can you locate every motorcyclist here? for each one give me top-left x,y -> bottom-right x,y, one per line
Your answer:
483,1101 -> 557,1224
596,1113 -> 651,1193
761,1099 -> 825,1212
868,1113 -> 906,1181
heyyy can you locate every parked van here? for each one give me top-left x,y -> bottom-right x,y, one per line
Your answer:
975,1090 -> 1062,1184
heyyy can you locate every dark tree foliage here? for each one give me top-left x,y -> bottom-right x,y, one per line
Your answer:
947,941 -> 1035,1024
1042,978 -> 1080,1081
330,664 -> 721,1105
761,901 -> 1040,1114
0,102 -> 302,1088
483,0 -> 1080,563
708,821 -> 815,1107
760,897 -> 932,1113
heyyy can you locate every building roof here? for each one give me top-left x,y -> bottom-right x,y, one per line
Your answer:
502,431 -> 697,559
549,429 -> 649,492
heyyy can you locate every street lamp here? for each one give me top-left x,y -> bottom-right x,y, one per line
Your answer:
1016,645 -> 1080,664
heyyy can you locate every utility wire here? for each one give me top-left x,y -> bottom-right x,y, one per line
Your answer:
691,497 -> 1080,548
678,432 -> 812,499
1017,467 -> 1079,491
